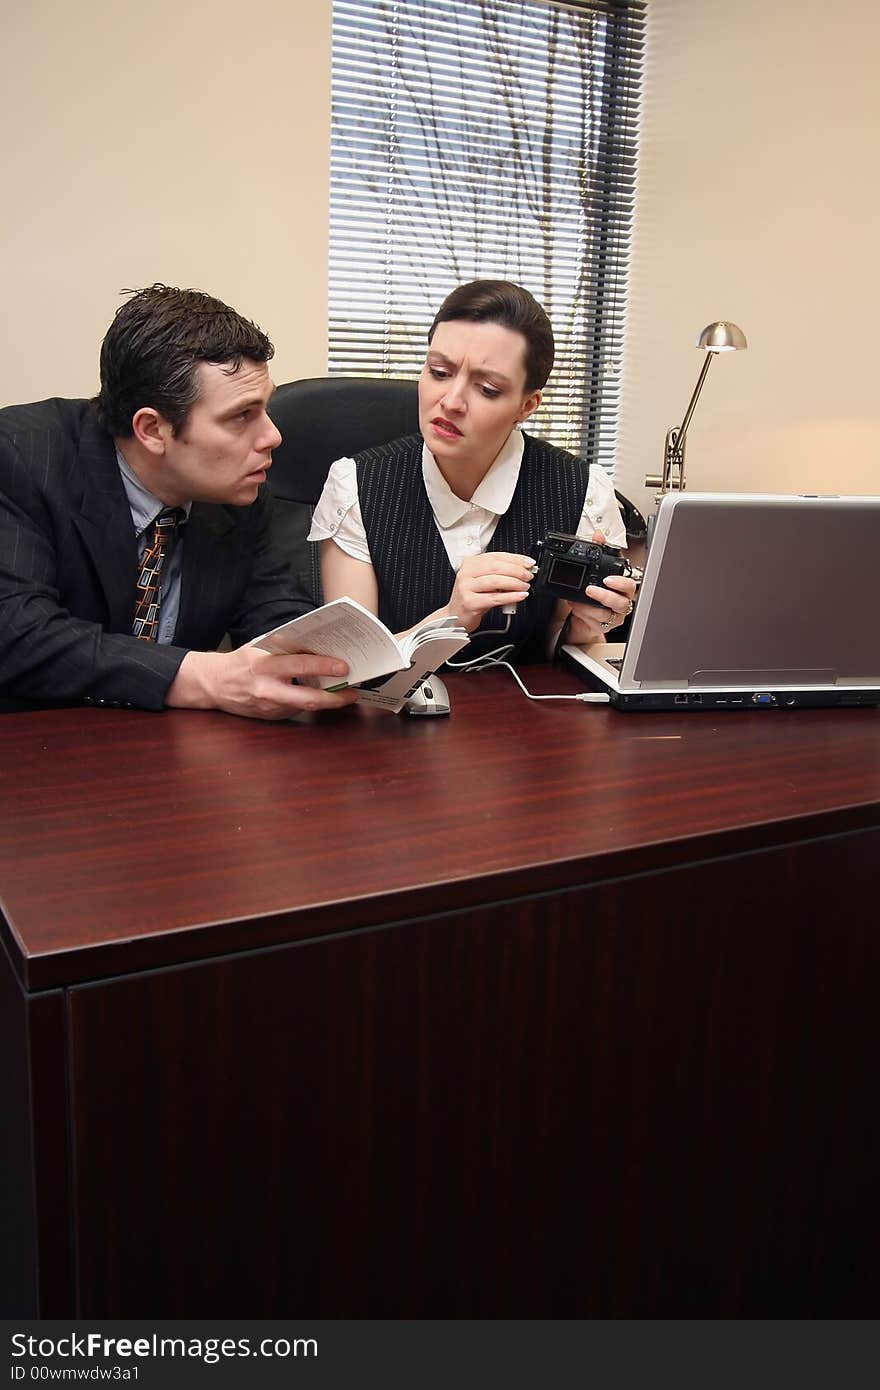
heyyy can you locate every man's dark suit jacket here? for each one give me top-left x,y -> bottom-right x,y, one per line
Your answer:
0,397 -> 308,712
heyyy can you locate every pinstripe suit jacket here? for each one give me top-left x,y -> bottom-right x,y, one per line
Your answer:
0,398 -> 308,711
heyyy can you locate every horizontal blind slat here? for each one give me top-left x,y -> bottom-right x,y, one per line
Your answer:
328,0 -> 643,462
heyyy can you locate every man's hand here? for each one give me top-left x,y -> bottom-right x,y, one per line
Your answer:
446,552 -> 536,632
166,647 -> 360,720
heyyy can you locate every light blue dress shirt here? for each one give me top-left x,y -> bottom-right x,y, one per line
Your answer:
116,449 -> 192,645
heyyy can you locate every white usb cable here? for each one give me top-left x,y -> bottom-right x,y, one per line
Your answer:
446,616 -> 609,703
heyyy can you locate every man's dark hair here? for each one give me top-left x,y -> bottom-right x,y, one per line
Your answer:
427,279 -> 555,393
94,284 -> 275,437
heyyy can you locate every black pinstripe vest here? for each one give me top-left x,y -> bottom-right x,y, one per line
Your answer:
355,431 -> 590,657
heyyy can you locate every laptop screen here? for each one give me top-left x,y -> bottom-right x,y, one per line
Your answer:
621,493 -> 880,689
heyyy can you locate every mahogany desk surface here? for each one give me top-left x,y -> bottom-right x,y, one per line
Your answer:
2,667 -> 879,990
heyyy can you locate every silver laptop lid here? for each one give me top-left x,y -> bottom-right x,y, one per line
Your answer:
620,493 -> 880,691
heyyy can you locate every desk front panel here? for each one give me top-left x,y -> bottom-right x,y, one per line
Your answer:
66,825 -> 880,1317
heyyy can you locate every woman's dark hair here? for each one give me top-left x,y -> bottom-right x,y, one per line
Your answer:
427,279 -> 555,393
94,284 -> 274,437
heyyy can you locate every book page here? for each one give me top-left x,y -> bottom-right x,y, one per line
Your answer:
248,598 -> 404,686
398,615 -> 465,662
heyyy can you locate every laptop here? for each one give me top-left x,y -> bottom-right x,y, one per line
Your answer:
561,492 -> 880,711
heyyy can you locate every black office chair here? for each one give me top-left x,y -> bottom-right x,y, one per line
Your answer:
615,491 -> 647,543
267,376 -> 420,605
266,374 -> 646,613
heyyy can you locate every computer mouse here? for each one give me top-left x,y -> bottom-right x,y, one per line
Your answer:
403,675 -> 451,717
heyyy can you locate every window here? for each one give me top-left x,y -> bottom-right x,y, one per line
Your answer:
328,0 -> 645,469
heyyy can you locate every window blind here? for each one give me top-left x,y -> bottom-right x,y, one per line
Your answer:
328,0 -> 645,468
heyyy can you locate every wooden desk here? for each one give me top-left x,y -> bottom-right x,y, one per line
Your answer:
3,671 -> 879,1316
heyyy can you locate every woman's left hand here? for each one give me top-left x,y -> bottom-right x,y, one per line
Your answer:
563,530 -> 638,646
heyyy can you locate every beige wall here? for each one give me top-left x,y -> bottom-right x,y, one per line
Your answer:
617,0 -> 880,514
5,0 -> 879,514
0,0 -> 332,406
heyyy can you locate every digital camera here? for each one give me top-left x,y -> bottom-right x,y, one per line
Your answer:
532,532 -> 630,604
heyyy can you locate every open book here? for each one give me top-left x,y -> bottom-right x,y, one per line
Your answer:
248,597 -> 469,711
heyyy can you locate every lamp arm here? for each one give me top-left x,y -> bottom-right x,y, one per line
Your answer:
675,351 -> 714,454
648,352 -> 717,496
645,324 -> 746,546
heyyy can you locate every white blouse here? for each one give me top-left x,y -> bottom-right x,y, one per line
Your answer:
308,428 -> 627,569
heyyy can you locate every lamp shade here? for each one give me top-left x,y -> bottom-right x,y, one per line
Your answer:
696,321 -> 747,352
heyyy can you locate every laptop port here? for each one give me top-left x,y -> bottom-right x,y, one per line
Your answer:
729,697 -> 744,705
691,694 -> 702,704
752,692 -> 777,705
674,694 -> 688,705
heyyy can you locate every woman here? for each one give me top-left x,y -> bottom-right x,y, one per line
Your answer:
309,280 -> 636,658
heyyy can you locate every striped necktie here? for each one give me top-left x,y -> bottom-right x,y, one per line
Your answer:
132,507 -> 184,641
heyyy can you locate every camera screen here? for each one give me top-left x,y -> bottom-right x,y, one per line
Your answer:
548,557 -> 585,589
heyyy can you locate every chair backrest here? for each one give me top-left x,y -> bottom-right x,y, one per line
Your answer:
267,376 -> 420,504
264,375 -> 645,610
266,376 -> 420,606
615,490 -> 647,542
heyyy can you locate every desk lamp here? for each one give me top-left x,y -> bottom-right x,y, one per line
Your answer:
644,320 -> 747,544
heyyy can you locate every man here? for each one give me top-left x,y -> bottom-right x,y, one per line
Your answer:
0,285 -> 356,718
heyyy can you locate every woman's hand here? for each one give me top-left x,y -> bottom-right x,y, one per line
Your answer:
446,551 -> 536,632
564,573 -> 637,645
560,530 -> 637,647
